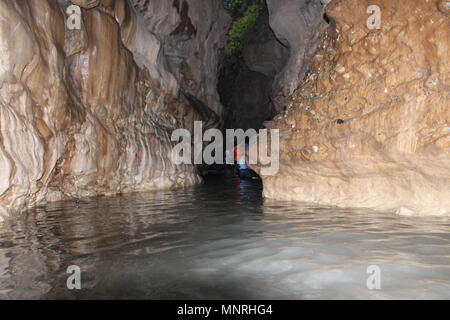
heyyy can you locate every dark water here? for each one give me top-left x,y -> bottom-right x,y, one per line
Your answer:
0,173 -> 449,299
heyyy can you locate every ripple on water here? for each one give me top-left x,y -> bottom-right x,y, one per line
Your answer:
0,175 -> 449,299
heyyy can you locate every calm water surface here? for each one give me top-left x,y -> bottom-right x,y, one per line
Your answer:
0,174 -> 449,299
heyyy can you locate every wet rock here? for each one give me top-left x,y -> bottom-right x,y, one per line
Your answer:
69,0 -> 100,9
131,0 -> 231,116
253,0 -> 450,216
0,0 -> 231,217
266,0 -> 326,111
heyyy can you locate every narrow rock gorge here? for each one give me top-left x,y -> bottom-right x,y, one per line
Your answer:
1,0 -> 450,301
0,0 -> 449,221
218,0 -> 324,130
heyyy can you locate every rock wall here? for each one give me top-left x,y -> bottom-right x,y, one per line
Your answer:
0,0 -> 229,220
266,0 -> 326,111
219,0 -> 324,130
131,0 -> 231,117
255,0 -> 450,216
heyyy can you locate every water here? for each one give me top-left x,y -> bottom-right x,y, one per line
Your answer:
0,173 -> 449,299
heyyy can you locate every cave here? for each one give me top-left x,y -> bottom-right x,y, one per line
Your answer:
0,0 -> 449,302
218,2 -> 288,131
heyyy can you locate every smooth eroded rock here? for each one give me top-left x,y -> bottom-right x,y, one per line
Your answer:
0,0 -> 230,217
131,0 -> 231,116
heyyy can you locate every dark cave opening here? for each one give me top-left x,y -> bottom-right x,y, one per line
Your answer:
218,1 -> 289,131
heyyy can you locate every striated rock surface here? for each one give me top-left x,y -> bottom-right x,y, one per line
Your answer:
255,0 -> 450,216
0,0 -> 230,219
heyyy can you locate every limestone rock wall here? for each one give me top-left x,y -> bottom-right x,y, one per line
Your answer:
255,0 -> 450,216
266,0 -> 326,111
0,0 -> 230,219
131,0 -> 231,117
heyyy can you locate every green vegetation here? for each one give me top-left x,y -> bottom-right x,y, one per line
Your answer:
223,0 -> 265,19
222,0 -> 265,74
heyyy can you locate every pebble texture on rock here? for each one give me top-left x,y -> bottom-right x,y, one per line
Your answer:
255,0 -> 450,216
0,0 -> 230,218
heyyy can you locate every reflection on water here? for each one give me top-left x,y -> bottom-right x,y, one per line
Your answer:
0,173 -> 449,299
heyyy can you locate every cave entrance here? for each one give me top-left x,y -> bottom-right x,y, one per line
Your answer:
218,0 -> 289,132
210,0 -> 330,182
201,0 -> 289,183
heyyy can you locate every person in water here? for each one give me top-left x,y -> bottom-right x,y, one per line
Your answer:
233,143 -> 259,180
